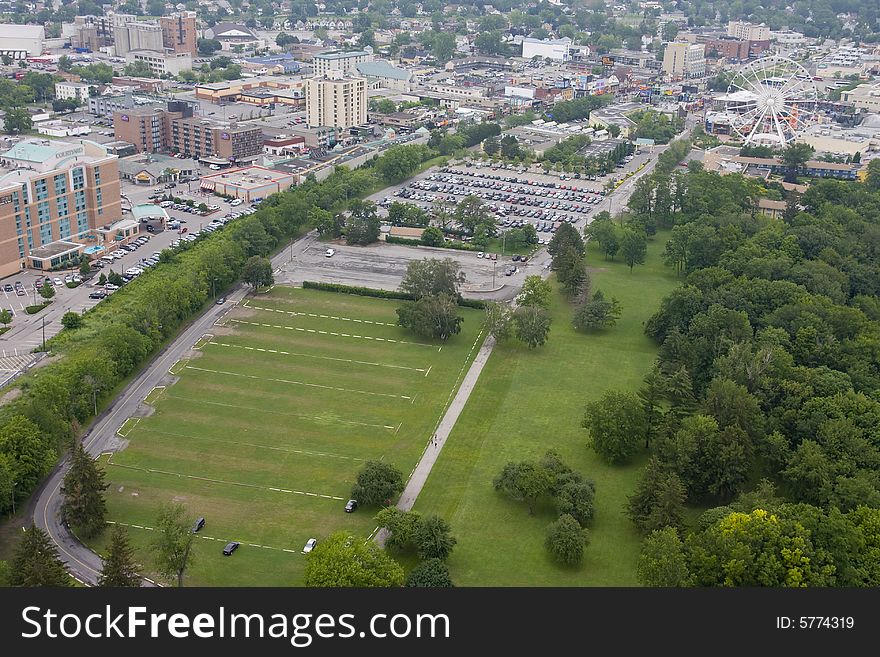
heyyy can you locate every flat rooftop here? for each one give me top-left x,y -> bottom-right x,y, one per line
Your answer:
201,165 -> 293,189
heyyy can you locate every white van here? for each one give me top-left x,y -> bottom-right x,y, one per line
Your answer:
101,255 -> 115,264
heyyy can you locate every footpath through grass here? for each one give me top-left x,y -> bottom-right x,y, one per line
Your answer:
414,231 -> 677,585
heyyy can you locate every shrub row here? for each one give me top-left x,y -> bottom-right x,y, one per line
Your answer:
303,281 -> 485,309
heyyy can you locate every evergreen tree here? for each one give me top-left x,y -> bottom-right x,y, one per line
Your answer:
60,441 -> 108,538
98,525 -> 141,587
9,524 -> 70,586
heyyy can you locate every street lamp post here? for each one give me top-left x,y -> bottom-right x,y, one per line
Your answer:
492,260 -> 496,288
41,316 -> 45,352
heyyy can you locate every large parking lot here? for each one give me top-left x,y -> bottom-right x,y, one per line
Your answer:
368,160 -> 640,244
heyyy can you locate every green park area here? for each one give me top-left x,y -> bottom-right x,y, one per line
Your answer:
87,287 -> 483,585
414,232 -> 677,585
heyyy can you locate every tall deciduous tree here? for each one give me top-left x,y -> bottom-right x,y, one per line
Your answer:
545,514 -> 589,565
9,525 -> 70,587
396,293 -> 463,340
620,228 -> 648,271
351,461 -> 404,507
573,289 -> 621,331
406,558 -> 454,587
637,526 -> 691,586
413,514 -> 457,561
99,524 -> 141,587
304,531 -> 404,587
583,390 -> 646,464
242,255 -> 274,290
493,460 -> 553,515
517,275 -> 552,309
400,258 -> 464,299
60,442 -> 108,538
150,502 -> 195,587
512,305 -> 551,348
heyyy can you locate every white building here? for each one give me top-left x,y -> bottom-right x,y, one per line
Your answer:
727,21 -> 771,42
125,50 -> 192,77
55,81 -> 92,104
663,42 -> 705,80
771,30 -> 808,47
113,20 -> 163,57
305,71 -> 367,130
313,50 -> 373,77
521,37 -> 571,62
0,24 -> 45,59
355,60 -> 412,92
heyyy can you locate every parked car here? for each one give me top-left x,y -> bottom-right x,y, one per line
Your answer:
88,291 -> 106,299
3,284 -> 12,292
215,296 -> 226,305
222,541 -> 240,556
344,499 -> 358,513
325,248 -> 335,258
302,538 -> 317,554
192,517 -> 205,533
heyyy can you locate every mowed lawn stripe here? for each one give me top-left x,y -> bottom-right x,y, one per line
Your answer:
227,317 -> 436,349
253,287 -> 401,324
195,341 -> 423,396
143,401 -> 401,457
165,372 -> 401,429
208,340 -> 428,373
112,429 -> 354,493
184,365 -> 413,400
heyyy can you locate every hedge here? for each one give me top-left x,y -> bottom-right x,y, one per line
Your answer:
385,235 -> 477,252
25,302 -> 51,314
302,281 -> 485,309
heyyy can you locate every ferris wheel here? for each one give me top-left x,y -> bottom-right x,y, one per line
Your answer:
721,56 -> 818,145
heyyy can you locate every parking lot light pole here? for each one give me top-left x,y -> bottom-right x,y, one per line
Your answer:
41,316 -> 45,352
492,260 -> 496,288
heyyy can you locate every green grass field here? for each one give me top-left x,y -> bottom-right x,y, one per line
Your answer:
412,232 -> 678,585
88,287 -> 484,586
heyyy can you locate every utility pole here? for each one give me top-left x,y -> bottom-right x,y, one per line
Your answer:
492,260 -> 496,288
41,316 -> 45,351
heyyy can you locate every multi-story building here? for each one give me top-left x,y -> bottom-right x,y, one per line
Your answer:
113,21 -> 163,56
89,94 -> 135,118
0,139 -> 122,276
727,21 -> 771,42
125,50 -> 193,77
170,116 -> 263,162
305,72 -> 367,131
355,60 -> 412,92
662,42 -> 706,80
159,11 -> 197,56
113,102 -> 263,162
55,82 -> 92,104
113,105 -> 175,154
312,50 -> 373,77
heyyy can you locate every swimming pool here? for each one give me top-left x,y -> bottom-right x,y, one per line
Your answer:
84,245 -> 105,255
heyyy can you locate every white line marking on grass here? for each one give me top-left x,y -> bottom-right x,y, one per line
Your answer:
185,364 -> 412,400
165,394 -> 395,431
109,521 -> 300,554
209,341 -> 427,373
245,303 -> 396,326
228,318 -> 435,348
106,457 -> 345,501
136,426 -> 365,462
424,365 -> 432,378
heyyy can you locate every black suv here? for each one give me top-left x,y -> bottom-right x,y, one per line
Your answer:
344,499 -> 358,513
192,517 -> 205,533
222,541 -> 240,555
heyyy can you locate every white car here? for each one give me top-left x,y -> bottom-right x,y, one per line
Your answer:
53,277 -> 62,285
230,199 -> 243,206
302,538 -> 317,554
325,248 -> 335,258
477,252 -> 484,258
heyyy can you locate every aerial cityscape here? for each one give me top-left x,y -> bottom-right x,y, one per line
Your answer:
0,0 -> 878,592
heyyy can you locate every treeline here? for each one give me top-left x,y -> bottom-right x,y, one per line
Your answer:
0,144 -> 437,516
586,162 -> 880,586
544,95 -> 611,124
